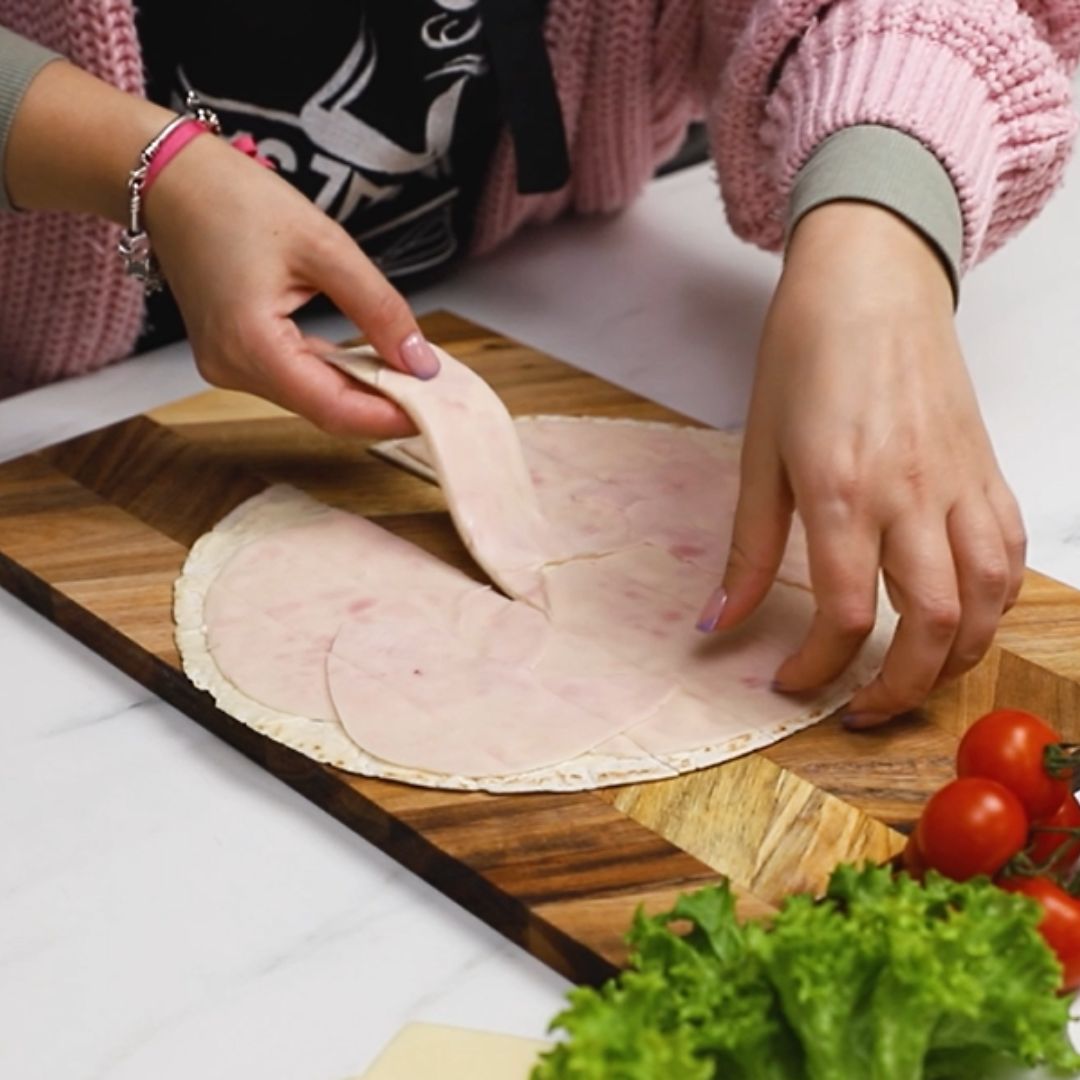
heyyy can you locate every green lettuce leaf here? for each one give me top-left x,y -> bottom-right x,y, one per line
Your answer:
533,866 -> 1080,1080
533,886 -> 800,1079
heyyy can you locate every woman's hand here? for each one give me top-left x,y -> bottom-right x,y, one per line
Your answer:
700,202 -> 1026,725
145,134 -> 435,439
6,59 -> 433,438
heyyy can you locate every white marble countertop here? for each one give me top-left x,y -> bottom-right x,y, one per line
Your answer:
2,159 -> 1079,1079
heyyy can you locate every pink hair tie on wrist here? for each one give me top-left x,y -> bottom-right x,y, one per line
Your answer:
143,125 -> 276,194
228,133 -> 276,171
141,118 -> 212,193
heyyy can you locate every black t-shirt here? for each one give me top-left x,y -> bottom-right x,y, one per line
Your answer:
135,1 -> 503,346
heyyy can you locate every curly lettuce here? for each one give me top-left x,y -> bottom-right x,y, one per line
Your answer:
533,865 -> 1079,1080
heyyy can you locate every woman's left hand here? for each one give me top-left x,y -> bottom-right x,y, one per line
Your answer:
700,201 -> 1026,726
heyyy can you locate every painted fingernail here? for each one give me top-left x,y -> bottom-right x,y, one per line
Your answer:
842,711 -> 883,730
696,586 -> 727,633
399,332 -> 440,380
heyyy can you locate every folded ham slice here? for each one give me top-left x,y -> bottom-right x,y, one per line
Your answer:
327,345 -> 571,607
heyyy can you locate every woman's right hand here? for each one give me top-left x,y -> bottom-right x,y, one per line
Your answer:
6,58 -> 435,438
144,132 -> 435,439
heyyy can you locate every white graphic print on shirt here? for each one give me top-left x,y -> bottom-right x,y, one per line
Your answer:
174,1 -> 491,280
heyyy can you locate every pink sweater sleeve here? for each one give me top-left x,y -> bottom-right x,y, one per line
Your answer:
710,0 -> 1080,269
0,1 -> 146,392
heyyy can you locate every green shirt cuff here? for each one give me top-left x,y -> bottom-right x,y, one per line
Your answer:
786,125 -> 963,305
0,26 -> 64,212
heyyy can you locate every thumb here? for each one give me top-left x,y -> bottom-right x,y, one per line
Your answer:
698,451 -> 792,633
306,227 -> 441,380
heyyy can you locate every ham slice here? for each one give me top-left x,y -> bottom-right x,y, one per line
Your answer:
198,495 -> 674,777
328,606 -> 674,777
373,415 -> 812,586
328,346 -> 569,606
202,506 -> 480,720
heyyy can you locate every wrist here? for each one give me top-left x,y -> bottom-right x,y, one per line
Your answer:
785,127 -> 964,305
6,60 -> 173,224
119,97 -> 232,292
784,201 -> 954,317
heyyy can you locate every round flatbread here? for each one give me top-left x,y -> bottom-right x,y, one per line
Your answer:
175,414 -> 893,793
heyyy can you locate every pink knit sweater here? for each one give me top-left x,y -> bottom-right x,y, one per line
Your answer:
1,0 -> 1077,392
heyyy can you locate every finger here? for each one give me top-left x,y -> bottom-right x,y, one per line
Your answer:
259,334 -> 416,439
700,442 -> 792,632
772,518 -> 880,692
935,498 -> 1010,683
303,229 -> 440,379
846,521 -> 960,724
985,479 -> 1027,611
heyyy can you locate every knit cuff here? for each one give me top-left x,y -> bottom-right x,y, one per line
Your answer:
715,1 -> 1078,269
0,27 -> 64,212
787,125 -> 963,303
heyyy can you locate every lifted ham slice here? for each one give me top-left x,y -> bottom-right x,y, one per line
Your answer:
328,346 -> 570,606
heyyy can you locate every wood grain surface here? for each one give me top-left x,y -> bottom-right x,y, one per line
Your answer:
1,311 -> 1078,983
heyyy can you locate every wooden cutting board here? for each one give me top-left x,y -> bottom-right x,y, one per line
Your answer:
2,311 -> 1079,983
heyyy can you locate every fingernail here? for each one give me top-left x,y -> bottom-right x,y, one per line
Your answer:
842,711 -> 883,731
398,332 -> 440,380
696,586 -> 727,633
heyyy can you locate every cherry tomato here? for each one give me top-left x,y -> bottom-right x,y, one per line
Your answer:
999,875 -> 1080,991
1028,794 -> 1080,871
915,777 -> 1028,881
901,832 -> 926,881
956,709 -> 1068,822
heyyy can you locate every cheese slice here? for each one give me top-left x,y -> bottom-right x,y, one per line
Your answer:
355,1023 -> 550,1079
